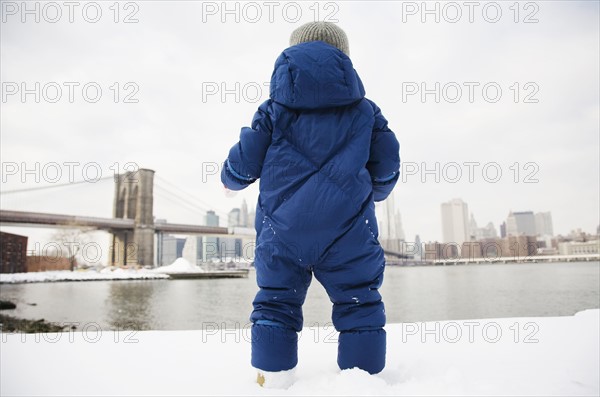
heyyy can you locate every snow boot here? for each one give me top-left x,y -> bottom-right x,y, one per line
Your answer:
255,368 -> 296,389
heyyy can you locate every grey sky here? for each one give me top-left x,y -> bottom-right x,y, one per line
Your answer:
1,1 -> 599,255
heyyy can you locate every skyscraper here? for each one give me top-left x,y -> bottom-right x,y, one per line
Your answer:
470,214 -> 498,240
469,214 -> 478,240
240,199 -> 249,228
535,212 -> 554,237
204,210 -> 220,261
441,198 -> 469,246
205,210 -> 219,227
157,234 -> 186,266
500,221 -> 506,238
377,191 -> 405,252
228,208 -> 241,228
506,211 -> 536,236
414,234 -> 422,260
224,208 -> 243,261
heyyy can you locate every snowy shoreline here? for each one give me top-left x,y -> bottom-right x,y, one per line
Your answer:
0,258 -> 252,284
1,309 -> 598,396
0,269 -> 170,284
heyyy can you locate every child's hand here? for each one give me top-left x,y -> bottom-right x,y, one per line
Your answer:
224,185 -> 238,198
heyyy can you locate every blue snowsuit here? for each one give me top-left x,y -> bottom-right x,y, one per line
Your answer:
221,41 -> 400,375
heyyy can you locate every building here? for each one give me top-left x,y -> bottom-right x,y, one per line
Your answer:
461,241 -> 483,259
423,242 -> 460,260
182,235 -> 247,265
377,191 -> 405,253
506,211 -> 536,236
182,235 -> 219,265
462,236 -> 538,259
479,238 -> 503,258
204,210 -> 220,261
228,226 -> 256,262
26,256 -> 71,272
567,228 -> 590,242
558,240 -> 600,255
220,237 -> 243,260
228,208 -> 241,228
469,214 -> 477,240
469,214 -> 498,240
158,234 -> 177,266
240,199 -> 249,228
0,231 -> 28,273
535,212 -> 554,237
176,238 -> 186,258
423,242 -> 441,261
206,210 -> 219,227
441,198 -> 469,246
157,234 -> 186,266
479,222 -> 498,239
227,199 -> 251,229
225,207 -> 246,260
499,235 -> 538,258
181,210 -> 224,265
423,235 -> 538,261
500,221 -> 506,238
413,234 -> 422,260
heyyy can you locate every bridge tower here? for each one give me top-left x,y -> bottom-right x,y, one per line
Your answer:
111,169 -> 155,267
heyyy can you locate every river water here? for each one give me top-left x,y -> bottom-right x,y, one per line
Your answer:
1,262 -> 598,330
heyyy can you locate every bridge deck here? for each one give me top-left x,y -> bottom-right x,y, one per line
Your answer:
0,209 -> 230,235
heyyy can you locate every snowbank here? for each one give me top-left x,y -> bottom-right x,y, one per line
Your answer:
0,269 -> 168,284
151,258 -> 205,273
1,310 -> 598,396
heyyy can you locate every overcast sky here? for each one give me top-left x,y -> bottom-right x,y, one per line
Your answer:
1,1 -> 598,257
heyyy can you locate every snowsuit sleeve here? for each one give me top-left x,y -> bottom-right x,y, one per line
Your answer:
366,99 -> 400,202
221,100 -> 273,191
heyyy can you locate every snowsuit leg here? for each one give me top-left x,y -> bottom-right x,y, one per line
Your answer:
250,223 -> 312,372
313,206 -> 386,374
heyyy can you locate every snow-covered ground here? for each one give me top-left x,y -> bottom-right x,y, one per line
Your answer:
0,268 -> 169,283
0,258 -> 245,284
151,258 -> 205,273
1,310 -> 598,396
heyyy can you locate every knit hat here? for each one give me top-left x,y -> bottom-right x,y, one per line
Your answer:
289,22 -> 349,55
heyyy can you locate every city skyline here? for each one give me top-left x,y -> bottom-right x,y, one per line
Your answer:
155,200 -> 595,266
206,197 -> 586,245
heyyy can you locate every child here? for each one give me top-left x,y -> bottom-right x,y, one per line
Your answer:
221,21 -> 400,387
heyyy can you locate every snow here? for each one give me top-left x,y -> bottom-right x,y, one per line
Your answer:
0,269 -> 169,284
151,258 -> 205,273
0,257 -> 247,283
1,310 -> 598,396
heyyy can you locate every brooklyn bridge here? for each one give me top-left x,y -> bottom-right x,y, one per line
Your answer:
0,169 -> 238,267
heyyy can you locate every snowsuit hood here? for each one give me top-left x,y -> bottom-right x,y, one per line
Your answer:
270,41 -> 365,110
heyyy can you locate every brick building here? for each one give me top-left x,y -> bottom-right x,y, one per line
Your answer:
0,231 -> 28,273
25,256 -> 72,272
